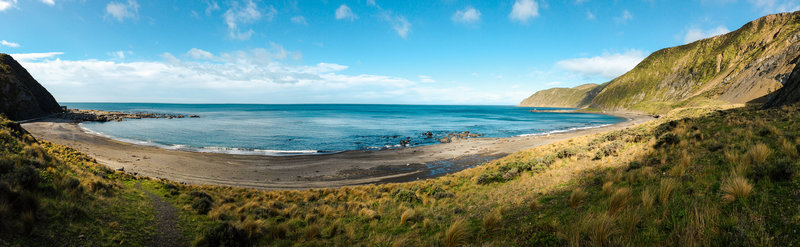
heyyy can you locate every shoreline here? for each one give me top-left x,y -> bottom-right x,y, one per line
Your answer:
21,112 -> 653,190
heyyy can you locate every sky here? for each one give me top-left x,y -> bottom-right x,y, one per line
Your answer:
1,0 -> 799,105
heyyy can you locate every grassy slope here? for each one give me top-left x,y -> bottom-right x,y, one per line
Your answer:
518,84 -> 600,108
591,12 -> 800,114
519,12 -> 800,114
3,102 -> 800,246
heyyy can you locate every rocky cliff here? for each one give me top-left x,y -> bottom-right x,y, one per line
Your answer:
0,53 -> 61,120
764,56 -> 800,107
518,83 -> 601,108
521,11 -> 800,114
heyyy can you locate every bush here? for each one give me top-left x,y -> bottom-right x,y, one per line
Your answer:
393,189 -> 421,204
5,165 -> 40,190
654,134 -> 679,148
193,221 -> 251,247
476,173 -> 504,185
190,191 -> 214,215
556,148 -> 577,159
424,186 -> 454,199
595,141 -> 623,160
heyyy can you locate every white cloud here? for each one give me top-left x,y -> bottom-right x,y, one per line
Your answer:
9,52 -> 63,61
748,0 -> 800,13
586,10 -> 595,20
0,0 -> 17,11
382,13 -> 411,38
452,6 -> 481,24
1,40 -> 20,48
510,0 -> 539,23
204,0 -> 220,15
546,81 -> 563,86
614,9 -> 633,23
40,0 -> 54,6
106,0 -> 139,22
418,75 -> 435,83
187,48 -> 215,60
556,50 -> 646,79
366,0 -> 377,6
108,50 -> 133,60
291,16 -> 308,25
11,49 -> 521,104
683,26 -> 730,44
223,0 -> 275,40
335,4 -> 357,21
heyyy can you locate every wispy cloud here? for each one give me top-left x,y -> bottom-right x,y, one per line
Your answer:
614,9 -> 633,24
335,4 -> 357,21
9,52 -> 64,61
510,0 -> 539,23
683,26 -> 730,44
291,16 -> 308,25
586,10 -> 595,20
452,6 -> 481,25
0,0 -> 17,11
1,40 -> 20,48
418,75 -> 435,83
223,0 -> 274,40
556,50 -> 646,79
381,12 -> 411,38
748,0 -> 800,14
40,0 -> 54,6
106,0 -> 140,22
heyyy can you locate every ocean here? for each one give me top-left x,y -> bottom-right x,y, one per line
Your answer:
64,103 -> 626,156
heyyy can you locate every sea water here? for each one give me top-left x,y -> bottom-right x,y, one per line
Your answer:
64,103 -> 625,156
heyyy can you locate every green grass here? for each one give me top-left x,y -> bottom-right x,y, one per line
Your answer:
2,102 -> 800,246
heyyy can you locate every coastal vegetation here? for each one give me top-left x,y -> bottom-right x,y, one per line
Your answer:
519,12 -> 800,114
3,101 -> 800,246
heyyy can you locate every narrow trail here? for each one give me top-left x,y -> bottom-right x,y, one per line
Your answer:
134,183 -> 184,247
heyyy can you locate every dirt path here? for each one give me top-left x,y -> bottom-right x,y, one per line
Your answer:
135,183 -> 184,247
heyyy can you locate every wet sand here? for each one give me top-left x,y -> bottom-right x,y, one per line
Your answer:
21,113 -> 653,190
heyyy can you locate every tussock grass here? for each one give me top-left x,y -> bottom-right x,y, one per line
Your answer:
400,208 -> 416,225
583,212 -> 617,246
659,178 -> 677,205
747,143 -> 772,164
444,219 -> 469,247
640,189 -> 655,213
721,176 -> 752,204
608,187 -> 633,215
569,188 -> 587,208
483,209 -> 502,234
602,181 -> 614,196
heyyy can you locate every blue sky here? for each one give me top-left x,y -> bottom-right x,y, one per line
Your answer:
1,0 -> 798,104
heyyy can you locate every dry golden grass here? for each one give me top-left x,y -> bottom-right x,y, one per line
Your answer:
780,138 -> 798,159
602,181 -> 614,196
608,187 -> 633,215
583,212 -> 617,246
359,208 -> 378,219
659,178 -> 677,205
400,209 -> 416,225
747,143 -> 772,164
444,219 -> 469,247
641,189 -> 654,213
569,188 -> 588,208
482,209 -> 502,234
721,176 -> 752,204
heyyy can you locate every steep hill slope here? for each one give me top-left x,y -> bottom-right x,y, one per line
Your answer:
521,11 -> 800,114
765,56 -> 800,107
0,53 -> 61,120
518,83 -> 601,108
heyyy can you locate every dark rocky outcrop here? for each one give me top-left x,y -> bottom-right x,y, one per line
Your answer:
0,53 -> 61,120
764,55 -> 800,107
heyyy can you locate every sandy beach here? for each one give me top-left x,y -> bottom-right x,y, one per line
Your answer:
21,113 -> 653,189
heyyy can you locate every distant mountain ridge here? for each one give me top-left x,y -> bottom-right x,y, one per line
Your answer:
0,53 -> 61,120
520,11 -> 800,114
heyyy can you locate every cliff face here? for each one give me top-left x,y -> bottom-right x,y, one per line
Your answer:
0,53 -> 61,120
764,56 -> 800,107
521,11 -> 800,114
518,83 -> 601,108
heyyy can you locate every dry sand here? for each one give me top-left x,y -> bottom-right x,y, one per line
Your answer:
21,113 -> 653,190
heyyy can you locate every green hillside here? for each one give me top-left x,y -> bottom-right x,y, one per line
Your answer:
518,83 -> 601,108
521,11 -> 800,114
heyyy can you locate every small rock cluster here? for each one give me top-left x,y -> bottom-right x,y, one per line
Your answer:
57,109 -> 200,122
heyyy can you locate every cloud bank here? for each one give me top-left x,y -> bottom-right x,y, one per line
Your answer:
556,50 -> 646,79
